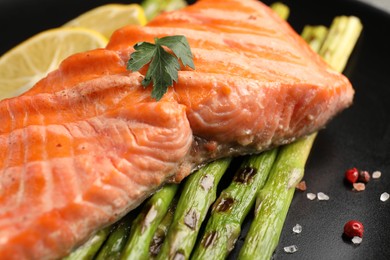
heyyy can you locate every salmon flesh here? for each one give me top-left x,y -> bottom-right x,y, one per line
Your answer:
0,0 -> 354,258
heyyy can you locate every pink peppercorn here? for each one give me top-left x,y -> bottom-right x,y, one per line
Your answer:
345,168 -> 359,184
344,220 -> 364,238
358,170 -> 370,183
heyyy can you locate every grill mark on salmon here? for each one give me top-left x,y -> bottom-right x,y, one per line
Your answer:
107,26 -> 303,66
0,0 -> 355,258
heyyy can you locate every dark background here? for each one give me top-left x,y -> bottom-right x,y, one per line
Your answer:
1,0 -> 389,259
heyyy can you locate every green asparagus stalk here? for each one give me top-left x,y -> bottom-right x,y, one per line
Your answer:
94,215 -> 133,260
62,227 -> 111,260
156,158 -> 232,260
238,133 -> 317,260
191,149 -> 278,260
270,2 -> 290,20
239,15 -> 362,260
319,16 -> 363,72
301,25 -> 329,52
121,184 -> 179,260
149,199 -> 177,257
141,0 -> 187,21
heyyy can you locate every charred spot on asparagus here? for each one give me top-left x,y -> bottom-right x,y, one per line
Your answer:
173,250 -> 186,260
150,233 -> 165,256
202,231 -> 218,248
200,175 -> 214,191
233,167 -> 257,184
213,197 -> 235,212
184,209 -> 199,230
142,204 -> 158,233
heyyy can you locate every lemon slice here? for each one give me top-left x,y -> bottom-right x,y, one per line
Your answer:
0,27 -> 107,100
64,4 -> 147,39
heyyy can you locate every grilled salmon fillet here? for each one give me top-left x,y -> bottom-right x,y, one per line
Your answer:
0,0 -> 354,259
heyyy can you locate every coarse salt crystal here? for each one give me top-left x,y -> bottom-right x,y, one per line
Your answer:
372,171 -> 381,179
283,245 -> 298,254
307,193 -> 316,200
353,182 -> 366,191
352,236 -> 363,244
380,192 -> 389,202
292,224 -> 302,234
317,192 -> 329,201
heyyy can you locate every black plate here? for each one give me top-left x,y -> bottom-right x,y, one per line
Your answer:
1,0 -> 389,259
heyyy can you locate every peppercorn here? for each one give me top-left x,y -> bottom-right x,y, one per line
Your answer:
358,170 -> 370,183
345,168 -> 359,184
343,220 -> 364,238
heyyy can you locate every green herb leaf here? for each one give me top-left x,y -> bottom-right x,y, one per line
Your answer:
127,42 -> 156,71
146,45 -> 180,100
127,35 -> 195,101
156,36 -> 195,69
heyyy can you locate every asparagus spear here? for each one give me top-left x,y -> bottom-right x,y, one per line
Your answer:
239,15 -> 362,260
121,184 -> 179,260
156,158 -> 232,260
95,215 -> 133,260
270,2 -> 290,20
319,16 -> 363,72
191,149 -> 278,260
238,133 -> 317,260
62,227 -> 111,260
301,25 -> 329,52
141,0 -> 187,21
149,199 -> 177,257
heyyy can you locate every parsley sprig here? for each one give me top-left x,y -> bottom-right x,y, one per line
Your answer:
127,35 -> 195,100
